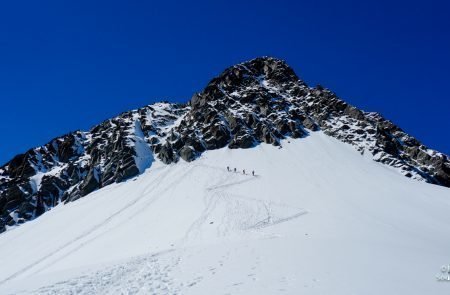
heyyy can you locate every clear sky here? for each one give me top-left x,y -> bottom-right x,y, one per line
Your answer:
1,0 -> 449,165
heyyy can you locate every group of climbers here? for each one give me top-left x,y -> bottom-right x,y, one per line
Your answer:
227,166 -> 255,176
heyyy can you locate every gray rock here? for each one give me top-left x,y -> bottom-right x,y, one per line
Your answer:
344,105 -> 365,120
302,117 -> 318,131
158,144 -> 176,164
180,146 -> 196,162
81,169 -> 100,196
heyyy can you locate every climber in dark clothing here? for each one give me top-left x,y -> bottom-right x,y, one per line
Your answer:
234,168 -> 236,172
243,169 -> 245,175
252,170 -> 255,176
227,166 -> 230,171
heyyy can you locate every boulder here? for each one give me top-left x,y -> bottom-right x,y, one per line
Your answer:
180,146 -> 196,162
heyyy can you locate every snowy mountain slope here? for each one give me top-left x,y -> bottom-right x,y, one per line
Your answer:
0,132 -> 449,294
1,57 -> 449,232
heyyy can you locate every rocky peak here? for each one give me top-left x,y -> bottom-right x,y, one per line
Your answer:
154,57 -> 449,187
152,58 -> 307,164
0,57 -> 449,233
191,57 -> 302,108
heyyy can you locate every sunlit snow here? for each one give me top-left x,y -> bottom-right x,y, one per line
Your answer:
0,131 -> 449,294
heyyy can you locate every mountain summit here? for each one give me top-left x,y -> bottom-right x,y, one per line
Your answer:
0,57 -> 449,232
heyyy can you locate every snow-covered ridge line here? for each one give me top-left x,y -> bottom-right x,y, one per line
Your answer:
0,56 -> 448,233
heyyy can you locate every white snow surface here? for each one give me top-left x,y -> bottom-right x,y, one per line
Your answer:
0,131 -> 449,294
129,118 -> 154,173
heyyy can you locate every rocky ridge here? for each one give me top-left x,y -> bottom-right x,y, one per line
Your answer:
0,57 -> 448,232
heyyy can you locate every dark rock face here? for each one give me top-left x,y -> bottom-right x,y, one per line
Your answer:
0,103 -> 188,232
155,57 -> 308,163
0,56 -> 448,233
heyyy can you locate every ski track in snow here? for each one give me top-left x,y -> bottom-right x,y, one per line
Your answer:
3,162 -> 301,293
26,167 -> 178,278
4,162 -> 306,294
0,167 -> 174,286
1,133 -> 449,295
26,164 -> 206,281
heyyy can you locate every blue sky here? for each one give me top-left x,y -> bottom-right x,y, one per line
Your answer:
1,0 -> 449,165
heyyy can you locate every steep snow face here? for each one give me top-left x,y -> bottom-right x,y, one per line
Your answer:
0,132 -> 449,295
